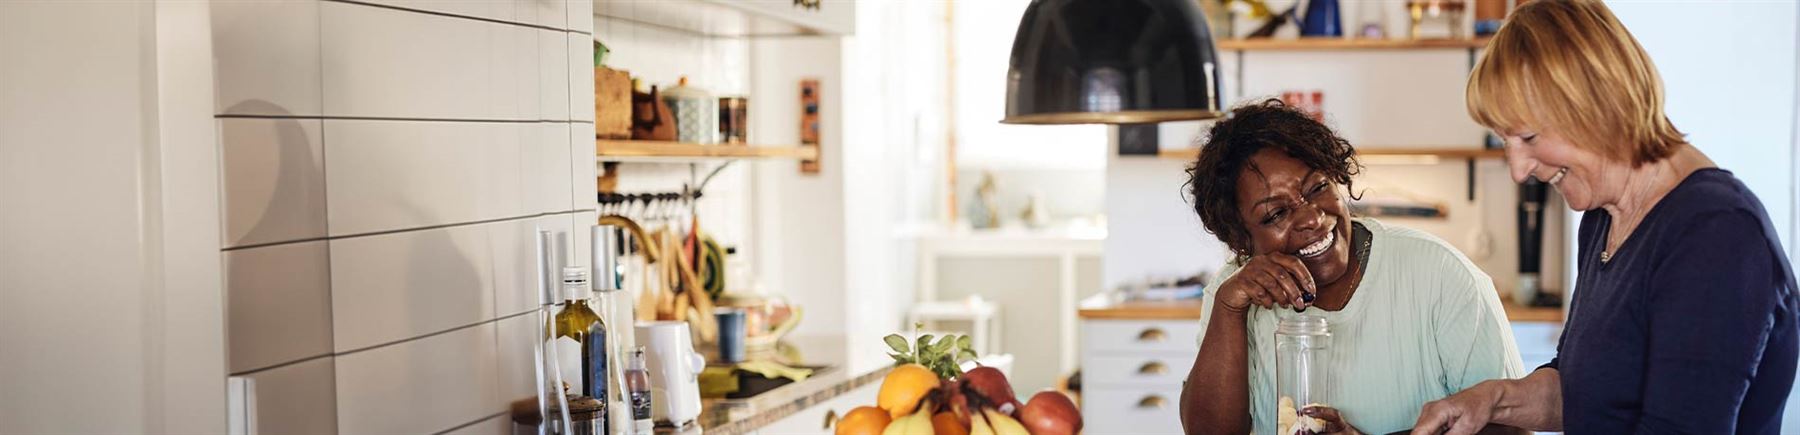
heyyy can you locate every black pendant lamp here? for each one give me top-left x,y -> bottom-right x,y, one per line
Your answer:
1003,0 -> 1224,124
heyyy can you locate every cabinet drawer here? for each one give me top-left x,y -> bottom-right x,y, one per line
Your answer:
1082,387 -> 1184,434
1082,320 -> 1201,354
1085,354 -> 1194,388
756,380 -> 881,434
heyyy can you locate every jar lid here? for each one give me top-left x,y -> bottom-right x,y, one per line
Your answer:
1276,314 -> 1329,336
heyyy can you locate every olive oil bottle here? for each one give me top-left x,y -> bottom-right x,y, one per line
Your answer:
550,266 -> 607,430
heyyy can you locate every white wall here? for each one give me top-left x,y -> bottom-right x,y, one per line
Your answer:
213,1 -> 596,433
0,1 -> 225,432
1106,49 -> 1568,297
1607,0 -> 1798,252
1601,1 -> 1800,431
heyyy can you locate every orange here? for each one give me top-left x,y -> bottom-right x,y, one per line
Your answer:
876,364 -> 939,418
835,406 -> 891,435
933,412 -> 971,435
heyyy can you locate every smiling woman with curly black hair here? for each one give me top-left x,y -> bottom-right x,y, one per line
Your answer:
1177,99 -> 1527,435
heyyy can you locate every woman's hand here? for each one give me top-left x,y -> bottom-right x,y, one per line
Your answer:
1216,253 -> 1316,313
1411,381 -> 1502,435
1300,406 -> 1361,435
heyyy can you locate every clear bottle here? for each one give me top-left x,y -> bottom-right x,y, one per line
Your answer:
625,347 -> 654,435
1275,314 -> 1331,435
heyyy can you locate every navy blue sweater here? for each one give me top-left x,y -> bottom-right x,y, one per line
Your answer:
1546,168 -> 1800,434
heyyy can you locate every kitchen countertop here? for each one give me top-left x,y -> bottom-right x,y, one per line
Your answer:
1079,293 -> 1565,324
1078,293 -> 1204,320
685,336 -> 891,435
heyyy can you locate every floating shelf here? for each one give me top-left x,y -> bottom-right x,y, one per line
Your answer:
1156,147 -> 1504,161
596,139 -> 819,162
1504,300 -> 1563,323
1216,37 -> 1492,51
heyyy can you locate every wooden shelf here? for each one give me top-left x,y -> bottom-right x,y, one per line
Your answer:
1216,37 -> 1492,51
1504,300 -> 1564,323
596,140 -> 819,162
595,0 -> 853,38
1156,147 -> 1504,161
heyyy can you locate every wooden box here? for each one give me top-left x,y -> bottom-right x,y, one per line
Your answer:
595,67 -> 632,139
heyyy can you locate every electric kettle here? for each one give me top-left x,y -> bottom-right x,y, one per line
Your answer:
634,321 -> 706,429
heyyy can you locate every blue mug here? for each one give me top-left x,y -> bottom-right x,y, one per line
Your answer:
715,309 -> 748,364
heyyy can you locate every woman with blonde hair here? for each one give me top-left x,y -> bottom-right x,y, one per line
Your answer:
1413,1 -> 1800,434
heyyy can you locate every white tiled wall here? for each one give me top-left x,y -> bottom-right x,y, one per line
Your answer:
241,357 -> 339,435
214,1 -> 594,433
334,324 -> 502,435
329,224 -> 497,352
218,118 -> 326,248
226,241 -> 333,373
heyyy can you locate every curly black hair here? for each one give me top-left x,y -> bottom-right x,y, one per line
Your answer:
1185,99 -> 1362,256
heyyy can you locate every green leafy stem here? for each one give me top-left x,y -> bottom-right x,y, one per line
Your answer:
884,322 -> 978,379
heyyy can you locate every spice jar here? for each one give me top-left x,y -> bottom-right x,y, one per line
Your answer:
1275,314 -> 1331,435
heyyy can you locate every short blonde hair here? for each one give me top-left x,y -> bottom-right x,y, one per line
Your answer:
1467,0 -> 1685,166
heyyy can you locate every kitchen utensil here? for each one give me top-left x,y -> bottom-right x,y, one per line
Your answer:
714,308 -> 747,364
662,77 -> 718,144
1517,179 -> 1548,305
718,96 -> 748,144
630,82 -> 676,141
634,321 -> 707,428
1300,0 -> 1342,37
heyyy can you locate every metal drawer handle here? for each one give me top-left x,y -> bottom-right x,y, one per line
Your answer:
1138,395 -> 1167,409
823,409 -> 839,430
1138,361 -> 1168,375
1137,327 -> 1167,342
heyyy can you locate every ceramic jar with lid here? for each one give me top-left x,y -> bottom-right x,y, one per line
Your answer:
661,76 -> 718,144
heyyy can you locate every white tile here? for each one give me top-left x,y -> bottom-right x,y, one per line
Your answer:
329,224 -> 495,352
495,312 -> 544,405
569,122 -> 597,210
212,0 -> 321,116
226,241 -> 333,373
538,123 -> 575,213
334,323 -> 501,435
504,24 -> 541,122
321,1 -> 506,120
566,0 -> 593,33
490,217 -> 560,317
485,123 -> 528,220
568,32 -> 596,123
514,125 -> 549,216
538,30 -> 570,121
324,120 -> 518,236
568,212 -> 596,281
355,0 -> 515,24
219,118 -> 327,248
244,357 -> 338,435
443,414 -> 511,435
524,0 -> 567,30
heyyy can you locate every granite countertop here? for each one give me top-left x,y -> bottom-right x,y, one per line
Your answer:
681,336 -> 892,435
1078,293 -> 1205,320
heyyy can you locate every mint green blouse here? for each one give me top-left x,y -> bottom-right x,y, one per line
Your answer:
1196,218 -> 1526,435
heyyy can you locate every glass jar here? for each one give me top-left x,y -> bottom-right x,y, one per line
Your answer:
1276,314 -> 1331,434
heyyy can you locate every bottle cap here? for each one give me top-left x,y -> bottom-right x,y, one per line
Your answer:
561,266 -> 590,301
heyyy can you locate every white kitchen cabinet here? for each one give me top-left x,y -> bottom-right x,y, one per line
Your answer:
1080,317 -> 1200,435
755,381 -> 882,435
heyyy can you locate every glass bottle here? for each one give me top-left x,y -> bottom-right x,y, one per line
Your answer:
551,267 -> 605,404
625,347 -> 654,435
1275,314 -> 1331,435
